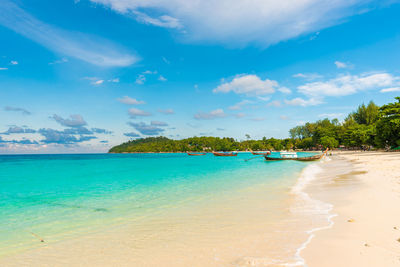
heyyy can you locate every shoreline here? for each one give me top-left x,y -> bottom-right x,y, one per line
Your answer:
302,152 -> 400,266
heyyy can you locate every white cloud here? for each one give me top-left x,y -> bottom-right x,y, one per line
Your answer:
278,87 -> 291,94
284,97 -> 322,107
135,74 -> 146,84
267,100 -> 281,107
10,61 -> 18,65
213,74 -> 280,96
251,117 -> 266,121
293,73 -> 322,81
90,0 -> 387,46
235,113 -> 246,118
158,75 -> 167,81
158,109 -> 174,115
108,78 -> 120,83
380,87 -> 400,93
92,80 -> 104,85
318,113 -> 344,118
298,73 -> 399,97
0,68 -> 8,70
128,108 -> 152,118
194,109 -> 226,120
334,61 -> 348,69
118,96 -> 145,105
49,58 -> 68,65
279,115 -> 289,120
0,0 -> 138,67
229,100 -> 253,110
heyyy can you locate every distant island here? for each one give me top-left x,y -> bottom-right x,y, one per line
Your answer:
109,97 -> 400,153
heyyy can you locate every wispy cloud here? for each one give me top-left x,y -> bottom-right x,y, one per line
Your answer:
128,108 -> 152,118
10,60 -> 18,65
229,100 -> 253,110
318,113 -> 344,118
0,0 -> 138,67
380,87 -> 400,93
4,106 -> 31,115
284,97 -> 322,107
158,109 -> 175,115
0,68 -> 8,70
49,58 -> 68,65
334,61 -> 350,69
118,96 -> 145,105
90,0 -> 389,46
194,109 -> 226,120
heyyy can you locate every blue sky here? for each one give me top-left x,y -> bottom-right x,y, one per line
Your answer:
1,0 -> 400,153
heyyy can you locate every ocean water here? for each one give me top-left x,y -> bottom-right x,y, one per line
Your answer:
0,152 -> 322,265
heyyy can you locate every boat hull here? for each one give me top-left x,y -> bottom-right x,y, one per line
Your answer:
212,152 -> 238,157
187,153 -> 206,156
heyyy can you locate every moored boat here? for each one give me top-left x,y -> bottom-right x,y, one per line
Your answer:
251,151 -> 271,156
212,152 -> 238,157
264,149 -> 328,161
187,152 -> 207,156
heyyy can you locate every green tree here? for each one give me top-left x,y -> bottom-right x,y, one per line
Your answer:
375,97 -> 400,148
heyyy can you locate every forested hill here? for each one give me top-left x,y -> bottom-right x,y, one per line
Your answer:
109,97 -> 400,153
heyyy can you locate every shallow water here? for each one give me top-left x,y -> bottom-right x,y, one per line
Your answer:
0,152 -> 323,265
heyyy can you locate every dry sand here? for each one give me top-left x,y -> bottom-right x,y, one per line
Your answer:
303,152 -> 400,267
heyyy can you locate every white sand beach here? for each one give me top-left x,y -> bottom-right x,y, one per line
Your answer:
303,152 -> 400,267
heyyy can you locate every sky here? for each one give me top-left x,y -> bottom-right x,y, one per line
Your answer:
1,0 -> 400,153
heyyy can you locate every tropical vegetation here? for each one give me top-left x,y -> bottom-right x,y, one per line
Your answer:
109,97 -> 400,153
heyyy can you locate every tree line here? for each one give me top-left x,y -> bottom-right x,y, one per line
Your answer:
109,97 -> 400,153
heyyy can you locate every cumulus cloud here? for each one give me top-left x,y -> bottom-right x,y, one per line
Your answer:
128,108 -> 152,118
128,122 -> 165,135
0,0 -> 138,67
124,132 -> 140,137
1,126 -> 36,135
52,114 -> 87,127
150,121 -> 168,126
89,0 -> 387,46
158,108 -> 174,115
194,109 -> 226,120
38,128 -> 96,144
214,75 -> 279,96
118,96 -> 145,105
298,73 -> 399,97
0,136 -> 38,145
10,60 -> 18,65
91,128 -> 113,134
4,106 -> 31,115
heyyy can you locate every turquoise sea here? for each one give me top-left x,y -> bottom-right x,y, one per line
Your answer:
0,152 -> 318,264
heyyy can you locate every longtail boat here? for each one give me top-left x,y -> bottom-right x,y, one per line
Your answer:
264,149 -> 328,162
187,152 -> 207,156
251,151 -> 271,156
212,152 -> 238,157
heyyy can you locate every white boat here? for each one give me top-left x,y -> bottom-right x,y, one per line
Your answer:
280,152 -> 297,158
